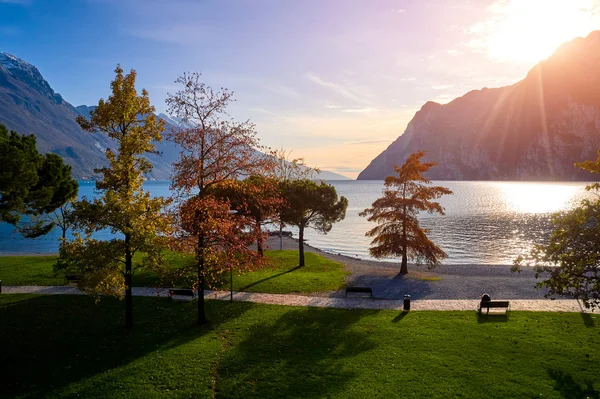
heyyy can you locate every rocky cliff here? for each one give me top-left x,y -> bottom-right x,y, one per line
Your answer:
358,31 -> 600,181
0,52 -> 177,180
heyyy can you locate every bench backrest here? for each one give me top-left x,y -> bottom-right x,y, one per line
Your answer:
481,301 -> 510,308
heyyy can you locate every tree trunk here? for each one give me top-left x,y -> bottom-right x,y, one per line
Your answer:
125,233 -> 133,328
197,234 -> 207,325
400,244 -> 408,274
256,219 -> 263,257
400,202 -> 408,274
299,224 -> 305,267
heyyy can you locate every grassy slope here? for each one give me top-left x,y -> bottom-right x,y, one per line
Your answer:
0,250 -> 348,294
1,294 -> 599,399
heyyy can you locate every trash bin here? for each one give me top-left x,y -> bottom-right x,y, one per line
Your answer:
403,294 -> 410,311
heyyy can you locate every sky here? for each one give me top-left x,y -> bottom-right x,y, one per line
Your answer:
1,0 -> 600,178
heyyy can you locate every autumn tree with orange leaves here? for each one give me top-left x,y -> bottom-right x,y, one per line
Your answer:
166,72 -> 274,324
360,151 -> 452,274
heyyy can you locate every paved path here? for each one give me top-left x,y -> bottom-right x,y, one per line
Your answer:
2,285 -> 597,313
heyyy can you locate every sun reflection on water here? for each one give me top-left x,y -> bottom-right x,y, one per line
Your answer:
499,182 -> 581,214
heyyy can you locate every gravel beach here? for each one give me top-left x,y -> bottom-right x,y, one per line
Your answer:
265,236 -> 558,301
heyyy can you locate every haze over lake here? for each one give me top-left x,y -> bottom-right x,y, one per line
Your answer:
0,180 -> 594,265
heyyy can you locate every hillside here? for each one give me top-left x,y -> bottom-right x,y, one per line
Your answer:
0,53 -> 346,180
358,31 -> 600,181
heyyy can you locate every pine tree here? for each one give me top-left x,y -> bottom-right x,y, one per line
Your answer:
281,179 -> 347,267
360,151 -> 452,274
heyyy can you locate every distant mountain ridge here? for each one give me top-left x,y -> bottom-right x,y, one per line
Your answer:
0,52 -> 347,180
358,31 -> 600,180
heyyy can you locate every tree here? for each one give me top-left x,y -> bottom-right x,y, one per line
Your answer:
360,151 -> 452,274
166,72 -> 273,324
55,66 -> 170,328
209,176 -> 283,256
0,124 -> 78,237
281,179 -> 347,267
266,148 -> 319,249
514,150 -> 600,309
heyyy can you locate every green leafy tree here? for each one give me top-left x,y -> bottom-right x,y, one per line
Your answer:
55,66 -> 170,328
514,150 -> 600,309
360,151 -> 452,274
209,176 -> 283,256
266,148 -> 319,249
281,179 -> 347,267
0,123 -> 78,237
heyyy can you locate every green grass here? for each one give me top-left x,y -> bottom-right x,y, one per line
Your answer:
0,250 -> 348,295
217,250 -> 349,294
0,255 -> 64,286
1,294 -> 599,398
0,252 -> 194,287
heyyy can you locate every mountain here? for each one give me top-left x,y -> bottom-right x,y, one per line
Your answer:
0,53 -> 345,180
313,170 -> 350,180
358,31 -> 600,181
0,52 -> 174,179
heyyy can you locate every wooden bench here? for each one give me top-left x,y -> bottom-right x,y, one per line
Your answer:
345,286 -> 373,298
169,288 -> 195,298
478,300 -> 510,314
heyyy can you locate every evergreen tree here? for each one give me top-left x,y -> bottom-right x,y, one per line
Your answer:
281,179 -> 347,267
0,123 -> 78,237
360,151 -> 452,274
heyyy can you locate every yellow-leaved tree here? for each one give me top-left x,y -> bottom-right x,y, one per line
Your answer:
360,151 -> 452,274
55,66 -> 171,328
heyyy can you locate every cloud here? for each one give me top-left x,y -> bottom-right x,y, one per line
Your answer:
305,73 -> 367,103
391,8 -> 406,13
341,107 -> 377,114
128,24 -> 207,45
265,84 -> 301,99
324,104 -> 342,109
431,84 -> 456,90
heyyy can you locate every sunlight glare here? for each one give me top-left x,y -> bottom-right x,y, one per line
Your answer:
500,182 -> 580,214
485,0 -> 600,63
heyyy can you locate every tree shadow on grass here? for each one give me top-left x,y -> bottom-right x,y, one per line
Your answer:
0,295 -> 254,398
581,312 -> 596,328
348,272 -> 433,300
548,369 -> 599,399
476,312 -> 509,324
237,265 -> 303,291
215,307 -> 379,398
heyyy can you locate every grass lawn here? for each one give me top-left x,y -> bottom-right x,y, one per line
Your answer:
216,250 -> 349,294
0,250 -> 348,294
0,252 -> 194,287
1,294 -> 599,399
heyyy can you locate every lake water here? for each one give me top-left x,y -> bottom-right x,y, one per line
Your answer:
0,180 -> 595,265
